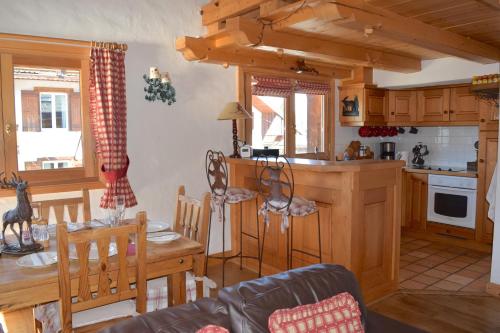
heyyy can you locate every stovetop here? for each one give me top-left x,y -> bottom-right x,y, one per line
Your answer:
408,165 -> 466,172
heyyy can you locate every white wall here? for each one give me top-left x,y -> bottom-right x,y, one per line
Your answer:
374,57 -> 500,88
0,0 -> 235,253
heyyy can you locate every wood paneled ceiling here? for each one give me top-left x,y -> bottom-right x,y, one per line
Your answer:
176,0 -> 500,77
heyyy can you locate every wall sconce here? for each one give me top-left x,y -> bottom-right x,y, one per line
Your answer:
143,67 -> 176,105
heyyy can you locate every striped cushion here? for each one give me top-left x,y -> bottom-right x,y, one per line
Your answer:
268,292 -> 364,333
225,187 -> 256,204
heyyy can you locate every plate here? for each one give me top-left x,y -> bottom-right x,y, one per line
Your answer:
48,220 -> 108,237
147,220 -> 170,233
147,232 -> 181,244
17,252 -> 58,268
69,242 -> 118,261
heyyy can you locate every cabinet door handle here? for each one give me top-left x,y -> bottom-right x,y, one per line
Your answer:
5,124 -> 12,136
479,159 -> 485,163
480,119 -> 486,123
449,110 -> 454,114
443,110 -> 448,114
178,258 -> 184,264
391,112 -> 395,115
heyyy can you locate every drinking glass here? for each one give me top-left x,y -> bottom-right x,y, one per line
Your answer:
114,195 -> 126,224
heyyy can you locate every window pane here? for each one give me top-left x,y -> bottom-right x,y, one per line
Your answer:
294,93 -> 325,155
251,95 -> 285,154
40,94 -> 52,129
55,94 -> 68,128
14,66 -> 83,171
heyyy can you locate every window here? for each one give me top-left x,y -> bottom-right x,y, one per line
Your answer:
39,92 -> 69,129
0,34 -> 98,190
243,71 -> 332,159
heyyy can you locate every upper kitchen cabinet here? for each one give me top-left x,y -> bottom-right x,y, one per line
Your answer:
339,84 -> 386,126
449,86 -> 480,122
417,88 -> 450,123
388,90 -> 417,124
417,85 -> 479,125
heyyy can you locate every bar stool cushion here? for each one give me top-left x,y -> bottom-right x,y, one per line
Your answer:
225,187 -> 256,204
265,196 -> 317,217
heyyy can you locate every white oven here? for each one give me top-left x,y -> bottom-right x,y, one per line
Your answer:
427,174 -> 477,229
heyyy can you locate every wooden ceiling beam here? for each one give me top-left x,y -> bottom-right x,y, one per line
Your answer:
260,0 -> 500,63
175,36 -> 352,78
201,0 -> 270,26
216,16 -> 421,72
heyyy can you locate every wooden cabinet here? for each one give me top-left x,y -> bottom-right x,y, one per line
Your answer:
476,130 -> 497,243
339,84 -> 386,125
403,171 -> 428,231
417,88 -> 450,122
449,86 -> 479,122
341,84 -> 480,127
388,90 -> 417,123
479,100 -> 499,132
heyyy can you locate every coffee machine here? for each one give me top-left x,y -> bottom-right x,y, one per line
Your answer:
380,142 -> 396,160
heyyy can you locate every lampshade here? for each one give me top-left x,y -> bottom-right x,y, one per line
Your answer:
217,102 -> 252,120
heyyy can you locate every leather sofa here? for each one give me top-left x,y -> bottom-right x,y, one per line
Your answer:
101,264 -> 426,333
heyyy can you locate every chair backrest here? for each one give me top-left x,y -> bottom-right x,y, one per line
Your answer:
255,155 -> 294,212
173,186 -> 211,250
33,189 -> 91,223
56,211 -> 147,332
205,150 -> 228,197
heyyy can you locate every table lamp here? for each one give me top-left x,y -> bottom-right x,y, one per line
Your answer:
217,102 -> 252,158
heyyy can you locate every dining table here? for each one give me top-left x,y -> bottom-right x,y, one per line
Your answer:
0,219 -> 205,333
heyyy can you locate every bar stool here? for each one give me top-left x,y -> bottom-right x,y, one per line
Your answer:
205,150 -> 261,286
256,155 -> 322,272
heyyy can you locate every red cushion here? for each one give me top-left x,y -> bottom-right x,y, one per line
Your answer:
196,325 -> 230,333
268,292 -> 364,333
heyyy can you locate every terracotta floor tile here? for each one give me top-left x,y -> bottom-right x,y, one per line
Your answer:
403,243 -> 427,251
399,269 -> 418,282
465,250 -> 489,259
435,264 -> 461,273
460,280 -> 486,292
400,280 -> 427,290
446,260 -> 472,269
418,247 -> 438,255
455,269 -> 484,280
408,250 -> 431,259
405,263 -> 429,273
435,251 -> 457,259
412,274 -> 440,285
479,257 -> 492,264
416,258 -> 439,268
400,259 -> 412,267
400,254 -> 420,263
411,240 -> 432,247
427,244 -> 448,251
425,255 -> 449,265
478,274 -> 491,282
446,247 -> 468,255
445,274 -> 475,286
433,280 -> 463,291
424,269 -> 450,279
467,264 -> 490,274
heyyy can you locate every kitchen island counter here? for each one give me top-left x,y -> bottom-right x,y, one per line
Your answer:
228,157 -> 404,302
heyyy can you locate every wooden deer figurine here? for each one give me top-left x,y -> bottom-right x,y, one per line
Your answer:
1,172 -> 39,252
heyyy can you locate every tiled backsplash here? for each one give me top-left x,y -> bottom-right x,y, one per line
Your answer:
335,125 -> 479,168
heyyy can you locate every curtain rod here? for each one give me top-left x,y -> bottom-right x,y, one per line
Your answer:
0,33 -> 127,52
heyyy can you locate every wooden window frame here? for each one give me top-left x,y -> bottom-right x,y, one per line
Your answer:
238,67 -> 335,160
0,34 -> 102,195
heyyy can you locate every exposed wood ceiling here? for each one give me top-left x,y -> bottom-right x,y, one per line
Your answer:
176,0 -> 500,78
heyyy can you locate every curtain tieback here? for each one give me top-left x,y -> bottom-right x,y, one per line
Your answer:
101,156 -> 130,183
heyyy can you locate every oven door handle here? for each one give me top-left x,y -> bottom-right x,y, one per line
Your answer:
429,185 -> 476,192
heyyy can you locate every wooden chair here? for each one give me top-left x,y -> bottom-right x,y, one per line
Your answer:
32,189 -> 91,223
56,211 -> 147,333
167,185 -> 211,302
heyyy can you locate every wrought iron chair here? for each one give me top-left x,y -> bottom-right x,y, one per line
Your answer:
205,150 -> 260,286
256,155 -> 322,272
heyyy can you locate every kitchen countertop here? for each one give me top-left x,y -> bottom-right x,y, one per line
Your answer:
404,166 -> 478,178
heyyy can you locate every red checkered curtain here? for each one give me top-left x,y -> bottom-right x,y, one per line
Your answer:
252,76 -> 293,97
89,47 -> 137,208
296,80 -> 330,95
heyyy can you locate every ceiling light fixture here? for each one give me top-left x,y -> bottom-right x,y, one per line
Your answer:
290,60 -> 319,75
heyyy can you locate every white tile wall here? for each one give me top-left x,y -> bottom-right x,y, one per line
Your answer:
333,82 -> 478,168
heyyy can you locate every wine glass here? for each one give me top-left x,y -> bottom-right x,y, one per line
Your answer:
114,195 -> 126,224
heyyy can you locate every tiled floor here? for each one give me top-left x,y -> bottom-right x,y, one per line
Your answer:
400,235 -> 492,292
